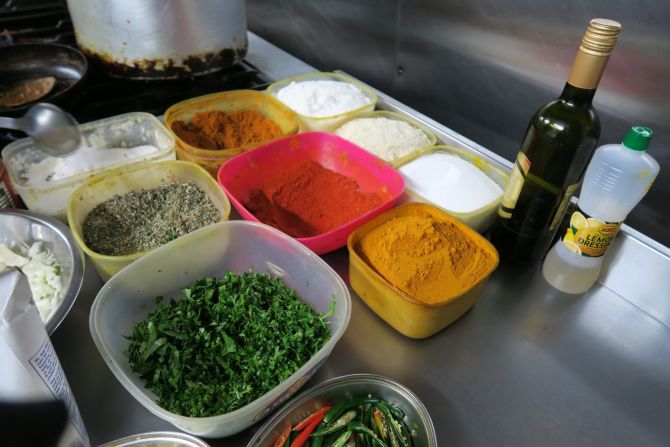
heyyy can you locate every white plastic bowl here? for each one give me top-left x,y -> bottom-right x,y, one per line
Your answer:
89,221 -> 351,437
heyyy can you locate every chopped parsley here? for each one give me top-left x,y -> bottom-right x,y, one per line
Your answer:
126,270 -> 333,417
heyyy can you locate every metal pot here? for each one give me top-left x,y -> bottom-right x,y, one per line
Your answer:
66,0 -> 247,80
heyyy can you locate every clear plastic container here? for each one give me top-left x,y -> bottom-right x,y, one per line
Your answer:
332,110 -> 437,166
248,374 -> 438,447
67,160 -> 231,282
395,146 -> 509,233
164,90 -> 299,176
218,132 -> 405,254
347,203 -> 499,339
89,221 -> 351,437
2,112 -> 176,221
266,72 -> 377,132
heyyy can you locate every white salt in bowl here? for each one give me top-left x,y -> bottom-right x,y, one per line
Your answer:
396,146 -> 509,232
266,72 -> 377,132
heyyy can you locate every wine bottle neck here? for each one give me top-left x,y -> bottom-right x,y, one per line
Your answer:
566,48 -> 612,91
560,83 -> 596,105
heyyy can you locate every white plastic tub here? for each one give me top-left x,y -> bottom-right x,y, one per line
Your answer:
2,112 -> 175,220
89,221 -> 351,437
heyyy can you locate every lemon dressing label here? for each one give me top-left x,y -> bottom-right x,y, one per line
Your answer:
561,207 -> 621,257
498,152 -> 531,219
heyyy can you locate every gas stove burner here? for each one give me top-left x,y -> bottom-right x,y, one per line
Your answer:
0,1 -> 74,46
62,60 -> 274,124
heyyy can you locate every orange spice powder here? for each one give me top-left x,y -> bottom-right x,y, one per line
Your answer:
171,110 -> 283,150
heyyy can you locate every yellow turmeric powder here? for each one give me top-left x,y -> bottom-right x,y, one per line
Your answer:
358,214 -> 495,304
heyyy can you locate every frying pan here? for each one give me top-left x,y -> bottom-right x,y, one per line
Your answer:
0,43 -> 87,115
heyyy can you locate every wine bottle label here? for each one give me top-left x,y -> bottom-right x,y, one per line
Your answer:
561,207 -> 621,257
549,183 -> 579,230
498,152 -> 531,219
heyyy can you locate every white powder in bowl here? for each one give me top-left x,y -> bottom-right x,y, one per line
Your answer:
335,117 -> 431,161
276,80 -> 371,118
22,144 -> 158,187
400,152 -> 503,213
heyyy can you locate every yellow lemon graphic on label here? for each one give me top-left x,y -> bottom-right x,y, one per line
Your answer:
587,217 -> 605,228
562,239 -> 582,255
564,228 -> 576,243
570,211 -> 587,231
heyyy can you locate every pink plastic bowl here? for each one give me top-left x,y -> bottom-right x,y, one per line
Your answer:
217,132 -> 405,254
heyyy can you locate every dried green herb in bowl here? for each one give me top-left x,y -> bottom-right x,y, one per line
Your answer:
82,181 -> 220,256
125,270 -> 334,418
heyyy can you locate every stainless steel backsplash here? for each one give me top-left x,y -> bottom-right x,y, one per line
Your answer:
248,0 -> 670,247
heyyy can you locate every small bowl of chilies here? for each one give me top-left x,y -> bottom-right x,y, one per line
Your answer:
247,374 -> 438,447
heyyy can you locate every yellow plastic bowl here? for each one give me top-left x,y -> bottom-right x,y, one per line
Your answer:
67,160 -> 231,282
266,72 -> 378,132
347,203 -> 499,339
164,90 -> 299,176
395,145 -> 509,233
332,110 -> 437,165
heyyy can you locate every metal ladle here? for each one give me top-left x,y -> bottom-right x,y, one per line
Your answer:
0,103 -> 81,156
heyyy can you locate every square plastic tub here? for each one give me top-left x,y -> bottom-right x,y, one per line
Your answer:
89,221 -> 351,437
164,90 -> 300,176
395,145 -> 509,233
347,203 -> 499,339
248,374 -> 438,447
265,72 -> 377,132
67,160 -> 231,282
332,110 -> 437,166
217,132 -> 405,254
2,112 -> 176,221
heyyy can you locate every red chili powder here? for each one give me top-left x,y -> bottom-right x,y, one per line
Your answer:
245,160 -> 383,238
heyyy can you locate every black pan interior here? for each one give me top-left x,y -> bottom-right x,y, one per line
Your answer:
0,43 -> 87,113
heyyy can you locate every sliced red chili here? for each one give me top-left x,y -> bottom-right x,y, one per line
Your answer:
290,415 -> 323,447
272,424 -> 292,447
293,405 -> 332,432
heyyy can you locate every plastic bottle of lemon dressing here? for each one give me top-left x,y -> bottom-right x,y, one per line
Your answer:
542,126 -> 659,294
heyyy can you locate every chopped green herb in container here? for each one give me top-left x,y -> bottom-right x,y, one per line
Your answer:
126,270 -> 334,418
89,220 -> 350,436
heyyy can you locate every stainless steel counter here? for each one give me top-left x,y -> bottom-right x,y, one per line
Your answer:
51,33 -> 670,446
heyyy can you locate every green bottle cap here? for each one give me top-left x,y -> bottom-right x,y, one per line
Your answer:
623,126 -> 653,151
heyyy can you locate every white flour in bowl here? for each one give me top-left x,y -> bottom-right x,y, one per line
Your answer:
276,80 -> 371,118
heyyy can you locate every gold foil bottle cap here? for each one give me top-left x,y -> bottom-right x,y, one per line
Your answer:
580,18 -> 622,56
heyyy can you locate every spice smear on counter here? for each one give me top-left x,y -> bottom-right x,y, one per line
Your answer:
245,160 -> 383,237
126,271 -> 333,417
171,110 -> 283,150
335,116 -> 432,162
83,181 -> 220,256
358,213 -> 496,303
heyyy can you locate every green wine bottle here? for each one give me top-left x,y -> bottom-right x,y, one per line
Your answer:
491,18 -> 622,264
